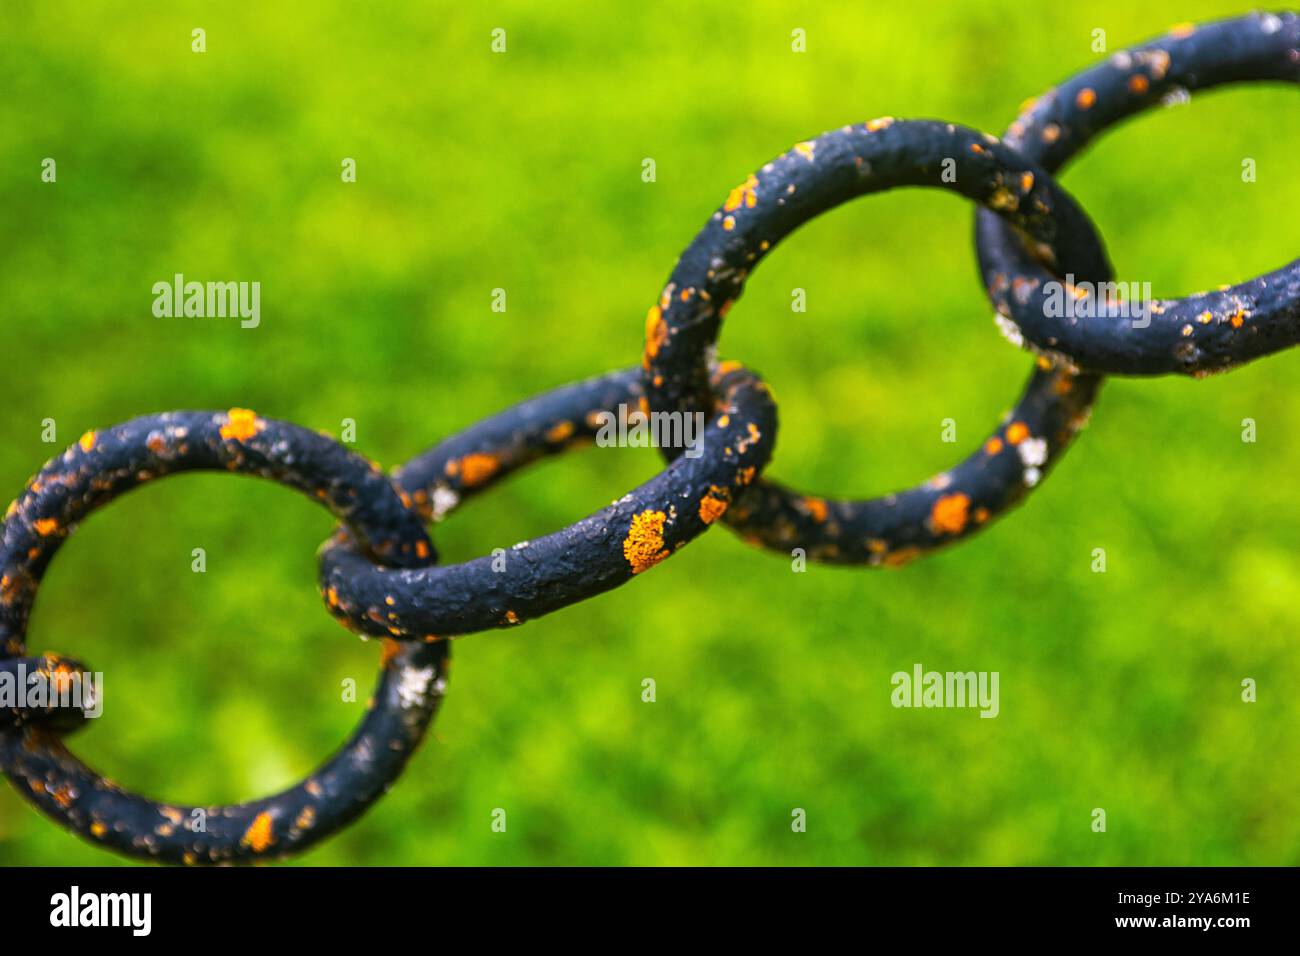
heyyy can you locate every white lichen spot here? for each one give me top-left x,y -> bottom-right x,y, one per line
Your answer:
431,486 -> 460,521
1017,436 -> 1048,468
994,314 -> 1025,349
1023,466 -> 1042,488
397,665 -> 436,709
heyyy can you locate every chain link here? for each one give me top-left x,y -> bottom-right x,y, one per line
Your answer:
3,11 -> 1298,863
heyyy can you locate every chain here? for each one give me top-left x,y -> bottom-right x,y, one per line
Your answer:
3,11 -> 1298,864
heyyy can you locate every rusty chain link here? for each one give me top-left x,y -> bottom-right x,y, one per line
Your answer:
3,11 -> 1298,864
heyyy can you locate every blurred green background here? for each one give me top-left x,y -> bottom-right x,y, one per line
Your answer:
1,1 -> 1297,866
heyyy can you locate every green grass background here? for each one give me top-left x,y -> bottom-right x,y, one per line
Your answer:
1,0 -> 1297,866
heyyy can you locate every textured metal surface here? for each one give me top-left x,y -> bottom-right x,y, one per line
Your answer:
641,119 -> 1110,564
0,411 -> 448,863
318,363 -> 776,639
976,11 -> 1300,376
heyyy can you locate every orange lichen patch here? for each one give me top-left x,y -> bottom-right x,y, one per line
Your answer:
969,142 -> 986,155
644,305 -> 668,361
295,806 -> 316,830
90,821 -> 107,838
883,546 -> 921,568
1170,21 -> 1195,38
988,187 -> 1018,212
1128,74 -> 1150,95
1005,422 -> 1030,445
793,141 -> 816,162
505,610 -> 520,624
161,806 -> 183,825
930,493 -> 971,535
802,497 -> 829,523
1052,374 -> 1074,396
1228,307 -> 1248,328
722,215 -> 736,232
867,539 -> 888,554
326,586 -> 340,608
1197,310 -> 1213,324
737,466 -> 756,485
545,421 -> 575,444
974,506 -> 991,524
1036,355 -> 1053,370
78,431 -> 97,453
32,518 -> 60,536
50,783 -> 75,808
1042,124 -> 1061,144
638,396 -> 651,418
717,414 -> 730,428
455,453 -> 499,488
380,639 -> 401,667
1020,172 -> 1035,192
724,174 -> 760,211
698,487 -> 730,524
984,437 -> 1004,456
219,408 -> 261,442
622,510 -> 669,574
241,811 -> 275,853
1075,88 -> 1097,110
866,116 -> 894,132
716,359 -> 743,376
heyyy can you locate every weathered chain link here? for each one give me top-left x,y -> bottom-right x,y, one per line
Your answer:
3,11 -> 1297,863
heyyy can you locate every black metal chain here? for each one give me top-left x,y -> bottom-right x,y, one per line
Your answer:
977,12 -> 1300,374
3,11 -> 1297,864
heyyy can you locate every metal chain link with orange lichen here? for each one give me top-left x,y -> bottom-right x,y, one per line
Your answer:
4,11 -> 1299,864
642,118 -> 1109,565
977,11 -> 1300,377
